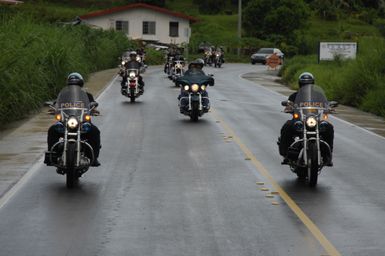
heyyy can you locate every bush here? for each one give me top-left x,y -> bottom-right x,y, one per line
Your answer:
144,48 -> 165,65
279,36 -> 385,118
0,14 -> 132,124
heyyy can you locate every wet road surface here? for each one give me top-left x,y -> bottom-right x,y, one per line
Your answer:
0,64 -> 385,256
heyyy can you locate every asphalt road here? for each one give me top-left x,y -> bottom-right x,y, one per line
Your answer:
0,64 -> 384,256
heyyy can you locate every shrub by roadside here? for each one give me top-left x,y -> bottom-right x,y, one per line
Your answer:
0,14 -> 134,125
279,36 -> 385,118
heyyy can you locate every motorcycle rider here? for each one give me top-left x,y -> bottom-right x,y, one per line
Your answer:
120,51 -> 145,95
177,59 -> 214,113
164,46 -> 177,73
278,72 -> 334,166
45,72 -> 101,166
215,46 -> 225,64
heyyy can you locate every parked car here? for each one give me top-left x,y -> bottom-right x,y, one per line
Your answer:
251,48 -> 284,65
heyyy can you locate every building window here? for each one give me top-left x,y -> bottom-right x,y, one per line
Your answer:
116,20 -> 128,34
169,22 -> 179,37
143,21 -> 156,35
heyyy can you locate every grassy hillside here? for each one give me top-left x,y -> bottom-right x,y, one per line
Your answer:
2,0 -> 385,120
0,7 -> 134,125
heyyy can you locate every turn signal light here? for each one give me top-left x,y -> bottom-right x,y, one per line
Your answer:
293,113 -> 300,119
84,114 -> 91,122
323,114 -> 328,120
55,114 -> 61,121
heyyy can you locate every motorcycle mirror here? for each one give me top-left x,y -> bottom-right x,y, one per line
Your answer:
329,101 -> 339,108
90,102 -> 99,110
208,74 -> 214,77
281,101 -> 288,107
44,101 -> 54,106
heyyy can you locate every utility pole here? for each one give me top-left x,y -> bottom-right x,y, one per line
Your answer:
237,0 -> 242,56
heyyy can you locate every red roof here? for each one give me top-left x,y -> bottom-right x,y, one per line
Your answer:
80,3 -> 198,23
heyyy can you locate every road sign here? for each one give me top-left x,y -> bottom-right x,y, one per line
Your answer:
266,53 -> 281,70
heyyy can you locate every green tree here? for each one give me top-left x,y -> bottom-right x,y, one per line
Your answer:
243,0 -> 310,42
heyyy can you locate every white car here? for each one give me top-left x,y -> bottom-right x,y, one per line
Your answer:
251,48 -> 284,65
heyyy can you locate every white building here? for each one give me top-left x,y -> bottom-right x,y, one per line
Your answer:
80,3 -> 198,45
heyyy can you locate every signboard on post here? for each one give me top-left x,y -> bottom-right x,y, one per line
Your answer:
266,53 -> 281,70
319,42 -> 357,62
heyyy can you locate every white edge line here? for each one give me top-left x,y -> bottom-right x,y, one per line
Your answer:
0,155 -> 45,209
239,72 -> 385,141
0,74 -> 119,210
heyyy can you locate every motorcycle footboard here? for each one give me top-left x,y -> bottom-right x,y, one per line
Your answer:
44,151 -> 59,166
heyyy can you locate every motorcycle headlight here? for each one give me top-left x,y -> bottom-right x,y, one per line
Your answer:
136,56 -> 141,62
129,71 -> 136,78
191,84 -> 199,92
121,61 -> 125,65
201,85 -> 206,90
67,117 -> 79,129
184,85 -> 190,91
176,64 -> 182,69
216,53 -> 220,57
306,116 -> 317,128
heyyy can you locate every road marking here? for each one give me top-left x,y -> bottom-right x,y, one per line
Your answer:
0,155 -> 44,209
211,109 -> 341,256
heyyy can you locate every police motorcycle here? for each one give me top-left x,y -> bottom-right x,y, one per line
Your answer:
176,76 -> 214,121
214,50 -> 223,68
45,85 -> 99,188
203,48 -> 213,66
281,84 -> 338,186
171,58 -> 185,84
122,67 -> 142,102
164,56 -> 174,78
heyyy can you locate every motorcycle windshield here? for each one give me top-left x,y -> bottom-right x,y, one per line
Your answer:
125,61 -> 141,70
56,85 -> 90,116
294,84 -> 329,115
179,74 -> 211,85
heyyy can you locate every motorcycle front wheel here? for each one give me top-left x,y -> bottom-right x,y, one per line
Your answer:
130,88 -> 136,102
66,143 -> 78,188
190,101 -> 199,122
308,143 -> 319,187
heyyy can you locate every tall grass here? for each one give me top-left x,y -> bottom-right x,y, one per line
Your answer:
0,14 -> 133,124
279,36 -> 385,117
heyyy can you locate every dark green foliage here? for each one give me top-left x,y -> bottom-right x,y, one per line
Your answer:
242,0 -> 310,42
193,0 -> 223,14
144,48 -> 165,65
0,14 -> 133,124
279,37 -> 385,118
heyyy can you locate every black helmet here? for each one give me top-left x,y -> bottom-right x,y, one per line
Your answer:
298,72 -> 314,87
67,72 -> 84,87
188,59 -> 204,70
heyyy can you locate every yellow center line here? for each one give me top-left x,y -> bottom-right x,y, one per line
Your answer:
211,109 -> 341,256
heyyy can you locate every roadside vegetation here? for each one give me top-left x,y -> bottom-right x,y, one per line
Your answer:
1,0 -> 385,123
0,8 -> 134,125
